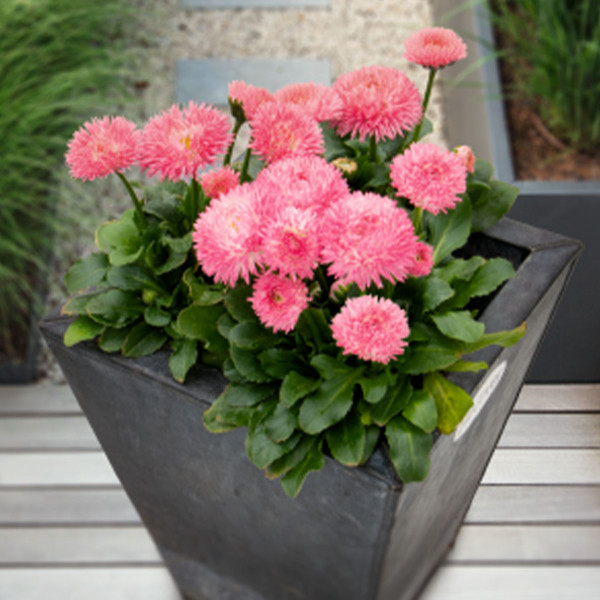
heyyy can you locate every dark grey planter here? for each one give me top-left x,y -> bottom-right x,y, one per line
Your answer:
433,0 -> 600,382
40,219 -> 580,600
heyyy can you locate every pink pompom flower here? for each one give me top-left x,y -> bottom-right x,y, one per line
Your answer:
320,191 -> 419,290
261,207 -> 321,279
331,295 -> 410,364
404,27 -> 467,69
253,155 -> 349,218
66,116 -> 139,181
274,82 -> 342,122
390,142 -> 467,215
250,272 -> 309,333
331,65 -> 422,142
228,80 -> 274,121
454,145 -> 476,174
408,242 -> 434,278
192,184 -> 263,286
200,166 -> 241,199
249,102 -> 325,164
139,102 -> 232,181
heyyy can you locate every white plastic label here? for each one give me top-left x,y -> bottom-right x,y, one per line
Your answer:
454,360 -> 507,442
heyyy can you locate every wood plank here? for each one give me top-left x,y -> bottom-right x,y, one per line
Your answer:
498,414 -> 600,448
0,452 -> 119,487
0,417 -> 99,450
446,525 -> 600,563
466,485 -> 600,523
514,384 -> 600,412
482,449 -> 600,484
421,566 -> 600,600
0,489 -> 139,525
0,383 -> 79,415
0,527 -> 161,565
0,568 -> 180,600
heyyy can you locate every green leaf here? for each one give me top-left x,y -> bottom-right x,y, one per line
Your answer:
325,409 -> 366,467
86,290 -> 145,328
259,348 -> 304,379
471,179 -> 520,233
431,311 -> 485,343
295,308 -> 332,350
224,284 -> 256,322
230,345 -> 273,383
402,390 -> 438,434
95,211 -> 144,267
435,257 -> 485,284
424,372 -> 474,434
385,416 -> 432,482
466,322 -> 526,353
359,372 -> 389,404
371,378 -> 412,426
182,268 -> 223,306
222,357 -> 245,383
427,196 -> 472,264
175,304 -> 228,352
280,372 -> 321,408
280,438 -> 325,498
63,315 -> 104,346
359,426 -> 381,465
472,158 -> 494,182
122,323 -> 167,358
229,321 -> 281,350
422,276 -> 455,311
467,258 -> 515,299
98,326 -> 130,353
65,253 -> 108,295
400,338 -> 463,375
216,313 -> 237,339
224,382 -> 278,407
203,394 -> 252,433
168,338 -> 198,383
321,122 -> 351,161
310,354 -> 354,380
107,264 -> 165,294
264,402 -> 297,443
61,292 -> 102,316
266,435 -> 316,479
144,305 -> 171,327
445,360 -> 488,373
298,369 -> 364,435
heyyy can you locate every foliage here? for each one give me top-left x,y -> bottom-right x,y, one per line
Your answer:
490,0 -> 600,152
0,0 -> 136,361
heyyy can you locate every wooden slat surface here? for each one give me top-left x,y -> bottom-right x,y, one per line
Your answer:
0,382 -> 598,600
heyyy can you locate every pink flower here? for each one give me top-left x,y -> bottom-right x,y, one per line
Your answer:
404,27 -> 467,69
454,145 -> 476,174
253,155 -> 349,218
320,191 -> 419,289
66,116 -> 139,181
390,143 -> 467,215
262,207 -> 321,279
139,102 -> 232,181
250,272 -> 309,333
408,242 -> 434,277
331,65 -> 422,142
228,80 -> 274,121
274,82 -> 342,122
192,184 -> 263,286
331,295 -> 410,364
200,166 -> 240,199
249,102 -> 325,164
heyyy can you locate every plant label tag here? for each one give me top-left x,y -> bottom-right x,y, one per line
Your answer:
454,360 -> 507,442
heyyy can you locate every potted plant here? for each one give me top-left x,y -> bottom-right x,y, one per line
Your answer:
41,27 -> 580,600
433,0 -> 599,382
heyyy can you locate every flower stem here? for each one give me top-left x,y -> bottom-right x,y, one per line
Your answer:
369,135 -> 378,162
412,68 -> 438,144
117,171 -> 146,229
191,177 -> 201,220
240,147 -> 252,183
223,119 -> 243,167
413,207 -> 424,237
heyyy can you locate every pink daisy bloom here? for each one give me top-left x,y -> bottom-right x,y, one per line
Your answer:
454,145 -> 476,174
390,143 -> 467,215
66,116 -> 139,181
331,65 -> 422,142
274,82 -> 342,122
228,80 -> 274,121
404,27 -> 467,69
262,207 -> 321,279
320,191 -> 419,289
139,102 -> 232,181
331,295 -> 410,364
250,272 -> 309,333
249,102 -> 324,164
408,242 -> 434,278
253,155 -> 349,218
192,184 -> 263,286
200,166 -> 241,199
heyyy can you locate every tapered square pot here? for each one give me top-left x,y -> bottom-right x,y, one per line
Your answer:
41,218 -> 580,600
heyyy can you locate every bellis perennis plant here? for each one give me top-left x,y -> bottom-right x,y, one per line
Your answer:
62,27 -> 523,498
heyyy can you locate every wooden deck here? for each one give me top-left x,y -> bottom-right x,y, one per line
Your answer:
0,382 -> 599,599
